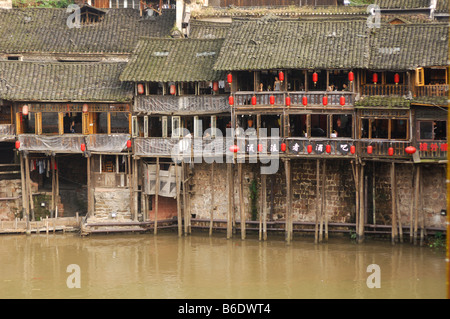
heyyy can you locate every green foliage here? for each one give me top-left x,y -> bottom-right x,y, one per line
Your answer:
428,232 -> 446,250
249,178 -> 258,221
13,0 -> 74,8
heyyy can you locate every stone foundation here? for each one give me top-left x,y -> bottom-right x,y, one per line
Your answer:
0,178 -> 22,221
93,188 -> 131,221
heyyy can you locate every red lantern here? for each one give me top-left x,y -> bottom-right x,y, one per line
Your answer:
312,72 -> 318,84
229,145 -> 239,153
302,96 -> 307,106
285,96 -> 291,107
82,103 -> 89,114
394,73 -> 400,85
326,144 -> 331,154
22,105 -> 29,116
340,96 -> 345,106
322,96 -> 328,106
15,140 -> 20,150
350,145 -> 356,155
348,71 -> 354,83
80,143 -> 86,152
278,71 -> 284,82
367,145 -> 373,154
170,84 -> 176,95
127,140 -> 132,149
372,73 -> 378,84
213,81 -> 219,92
227,73 -> 232,84
269,95 -> 275,105
405,146 -> 416,154
251,95 -> 257,106
281,143 -> 286,152
258,144 -> 263,152
229,95 -> 234,106
307,144 -> 313,154
137,83 -> 144,95
388,147 -> 394,156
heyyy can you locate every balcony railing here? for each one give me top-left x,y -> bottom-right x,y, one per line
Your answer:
0,124 -> 15,141
415,85 -> 449,97
416,141 -> 447,160
135,95 -> 230,114
18,134 -> 86,153
361,84 -> 409,96
233,91 -> 355,107
358,140 -> 413,158
85,134 -> 130,153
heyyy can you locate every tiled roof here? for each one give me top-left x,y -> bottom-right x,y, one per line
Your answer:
120,38 -> 226,82
368,23 -> 448,70
0,8 -> 175,54
213,17 -> 369,71
189,20 -> 231,39
374,0 -> 430,9
0,61 -> 133,102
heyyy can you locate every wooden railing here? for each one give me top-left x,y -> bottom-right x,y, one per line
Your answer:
361,84 -> 409,96
85,134 -> 130,153
233,91 -> 355,107
416,141 -> 447,160
18,134 -> 86,153
135,95 -> 230,114
415,85 -> 449,97
357,140 -> 413,158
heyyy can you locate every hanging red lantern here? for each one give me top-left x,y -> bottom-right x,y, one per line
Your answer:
372,73 -> 378,84
350,145 -> 356,155
229,95 -> 234,106
326,144 -> 331,154
170,84 -> 176,95
80,143 -> 85,152
405,146 -> 416,154
22,105 -> 29,116
278,71 -> 284,82
388,147 -> 394,156
251,95 -> 257,106
340,96 -> 345,106
137,83 -> 144,95
258,144 -> 263,152
281,143 -> 286,152
212,81 -> 219,92
269,95 -> 275,105
82,103 -> 89,114
302,96 -> 307,106
127,140 -> 132,149
285,96 -> 291,107
367,145 -> 373,154
307,144 -> 313,154
322,96 -> 328,106
15,140 -> 20,150
229,145 -> 239,153
348,71 -> 354,83
394,73 -> 400,85
227,73 -> 232,84
312,72 -> 318,85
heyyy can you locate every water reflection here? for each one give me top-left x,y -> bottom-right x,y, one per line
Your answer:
0,233 -> 446,299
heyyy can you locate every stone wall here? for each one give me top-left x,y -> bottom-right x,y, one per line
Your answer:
93,187 -> 131,220
0,178 -> 22,221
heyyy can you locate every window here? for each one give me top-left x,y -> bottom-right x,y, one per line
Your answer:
289,114 -> 307,137
419,121 -> 447,141
360,118 -> 408,140
415,68 -> 424,86
310,114 -> 327,137
331,114 -> 352,138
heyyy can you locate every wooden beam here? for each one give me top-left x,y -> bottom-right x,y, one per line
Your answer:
358,163 -> 365,243
315,159 -> 320,244
285,159 -> 292,243
391,162 -> 397,244
175,163 -> 182,237
238,163 -> 246,240
182,161 -> 188,236
51,155 -> 56,218
20,153 -> 29,223
154,157 -> 160,235
209,162 -> 214,236
227,163 -> 233,239
26,156 -> 35,222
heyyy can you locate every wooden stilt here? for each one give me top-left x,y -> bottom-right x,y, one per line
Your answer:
182,161 -> 188,236
391,162 -> 397,244
409,165 -> 415,244
358,163 -> 365,243
315,159 -> 320,244
351,161 -> 359,242
227,163 -> 233,239
323,160 -> 328,242
413,165 -> 420,245
154,157 -> 160,235
128,154 -> 133,220
87,155 -> 92,218
175,163 -> 182,237
396,182 -> 403,243
319,160 -> 325,243
285,159 -> 292,243
260,172 -> 267,241
238,163 -> 246,240
25,155 -> 34,222
133,158 -> 139,221
419,165 -> 425,246
209,162 -> 214,236
51,155 -> 56,219
55,157 -> 59,218
19,152 -> 28,221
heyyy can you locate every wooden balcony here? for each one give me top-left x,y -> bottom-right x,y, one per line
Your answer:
361,84 -> 409,96
18,134 -> 86,153
0,124 -> 15,141
414,84 -> 448,97
135,95 -> 230,115
358,140 -> 414,159
85,134 -> 130,153
233,91 -> 355,107
416,141 -> 447,161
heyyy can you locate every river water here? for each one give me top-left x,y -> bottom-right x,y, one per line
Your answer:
0,232 -> 446,299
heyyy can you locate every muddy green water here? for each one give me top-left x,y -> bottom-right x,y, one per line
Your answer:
0,233 -> 446,299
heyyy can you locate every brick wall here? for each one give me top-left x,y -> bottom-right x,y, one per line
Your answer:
0,178 -> 22,221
